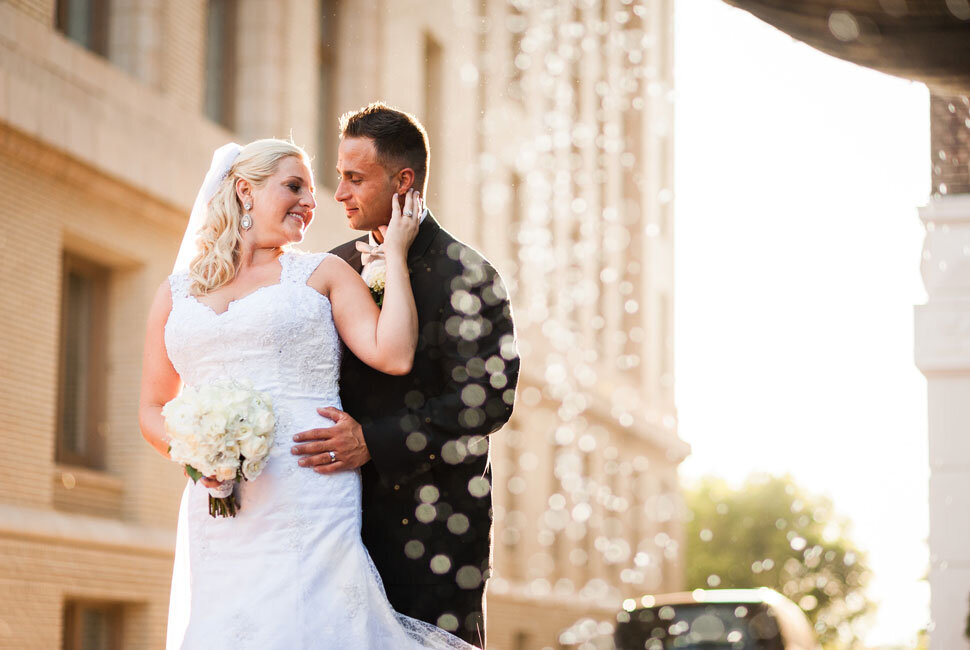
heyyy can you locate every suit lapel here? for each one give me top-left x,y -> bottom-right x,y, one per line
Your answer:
408,213 -> 440,267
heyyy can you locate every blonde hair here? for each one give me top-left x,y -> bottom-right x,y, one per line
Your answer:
188,138 -> 309,294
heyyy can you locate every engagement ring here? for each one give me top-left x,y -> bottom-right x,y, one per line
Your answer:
403,209 -> 414,217
329,451 -> 337,463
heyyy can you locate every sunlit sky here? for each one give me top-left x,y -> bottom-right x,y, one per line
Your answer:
673,0 -> 931,646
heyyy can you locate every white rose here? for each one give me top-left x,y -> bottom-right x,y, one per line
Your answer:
239,431 -> 270,461
199,412 -> 228,440
222,437 -> 241,458
241,457 -> 266,481
362,259 -> 387,291
213,456 -> 238,482
252,409 -> 275,434
234,421 -> 254,440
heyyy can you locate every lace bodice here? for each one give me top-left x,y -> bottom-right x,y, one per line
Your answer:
165,250 -> 340,415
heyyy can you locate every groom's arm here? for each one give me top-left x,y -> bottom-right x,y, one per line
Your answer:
362,260 -> 519,487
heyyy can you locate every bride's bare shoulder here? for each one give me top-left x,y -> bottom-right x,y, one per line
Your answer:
148,278 -> 172,320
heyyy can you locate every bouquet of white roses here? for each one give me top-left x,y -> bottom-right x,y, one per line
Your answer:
162,379 -> 276,517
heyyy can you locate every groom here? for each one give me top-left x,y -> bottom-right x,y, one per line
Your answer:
292,102 -> 519,646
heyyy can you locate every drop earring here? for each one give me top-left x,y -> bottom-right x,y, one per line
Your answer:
241,202 -> 253,230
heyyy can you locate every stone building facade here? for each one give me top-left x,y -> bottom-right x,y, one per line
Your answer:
0,1 -> 685,648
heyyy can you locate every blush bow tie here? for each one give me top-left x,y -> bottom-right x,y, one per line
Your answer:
355,241 -> 385,266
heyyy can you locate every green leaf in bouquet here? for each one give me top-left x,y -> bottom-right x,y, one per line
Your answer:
370,287 -> 384,308
184,464 -> 203,483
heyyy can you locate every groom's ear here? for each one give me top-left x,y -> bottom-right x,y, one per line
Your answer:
394,168 -> 415,194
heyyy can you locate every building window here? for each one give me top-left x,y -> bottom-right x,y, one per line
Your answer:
56,0 -> 110,56
317,0 -> 339,184
57,254 -> 109,470
62,600 -> 122,650
204,0 -> 238,128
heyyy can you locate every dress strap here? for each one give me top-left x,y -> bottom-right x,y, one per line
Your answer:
167,271 -> 191,301
280,251 -> 329,286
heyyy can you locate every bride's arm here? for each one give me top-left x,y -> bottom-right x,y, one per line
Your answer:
138,280 -> 182,458
321,192 -> 421,376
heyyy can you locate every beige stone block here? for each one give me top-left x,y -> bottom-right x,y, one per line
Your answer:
102,60 -> 136,103
11,4 -> 46,51
39,71 -> 69,147
123,70 -> 149,115
0,61 -> 8,124
7,68 -> 41,136
36,0 -> 56,24
142,123 -> 169,196
44,27 -> 73,75
65,90 -> 96,160
0,4 -> 17,43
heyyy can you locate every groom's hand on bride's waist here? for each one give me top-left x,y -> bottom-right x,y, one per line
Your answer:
290,407 -> 371,474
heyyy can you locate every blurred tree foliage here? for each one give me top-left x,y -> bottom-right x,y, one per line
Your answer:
685,474 -> 873,648
965,593 -> 970,640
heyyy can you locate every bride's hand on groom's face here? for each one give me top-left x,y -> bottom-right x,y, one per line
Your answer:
290,407 -> 371,474
379,188 -> 422,258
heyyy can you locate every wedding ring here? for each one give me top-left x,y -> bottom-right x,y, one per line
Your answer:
402,209 -> 414,217
329,451 -> 337,463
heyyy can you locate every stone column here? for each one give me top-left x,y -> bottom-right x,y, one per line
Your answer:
917,193 -> 970,650
917,93 -> 970,650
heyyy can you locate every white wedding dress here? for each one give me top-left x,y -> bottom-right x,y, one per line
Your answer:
163,251 -> 472,650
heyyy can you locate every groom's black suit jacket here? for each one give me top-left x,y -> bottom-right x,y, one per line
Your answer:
330,214 -> 518,640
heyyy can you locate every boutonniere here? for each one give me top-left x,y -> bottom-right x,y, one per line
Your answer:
362,261 -> 386,308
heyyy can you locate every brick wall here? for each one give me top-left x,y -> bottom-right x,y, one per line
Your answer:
0,117 -> 187,650
3,0 -> 53,24
161,0 -> 206,114
0,535 -> 172,649
930,93 -> 970,195
0,141 -> 63,510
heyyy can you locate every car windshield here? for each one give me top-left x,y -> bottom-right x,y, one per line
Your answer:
614,602 -> 785,650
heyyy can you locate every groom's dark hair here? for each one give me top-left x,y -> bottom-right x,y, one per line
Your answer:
339,103 -> 430,195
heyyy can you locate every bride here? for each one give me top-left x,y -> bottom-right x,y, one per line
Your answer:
139,139 -> 473,649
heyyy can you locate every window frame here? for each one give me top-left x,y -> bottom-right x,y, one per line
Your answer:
204,0 -> 239,129
55,0 -> 111,57
62,599 -> 124,650
56,253 -> 109,470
